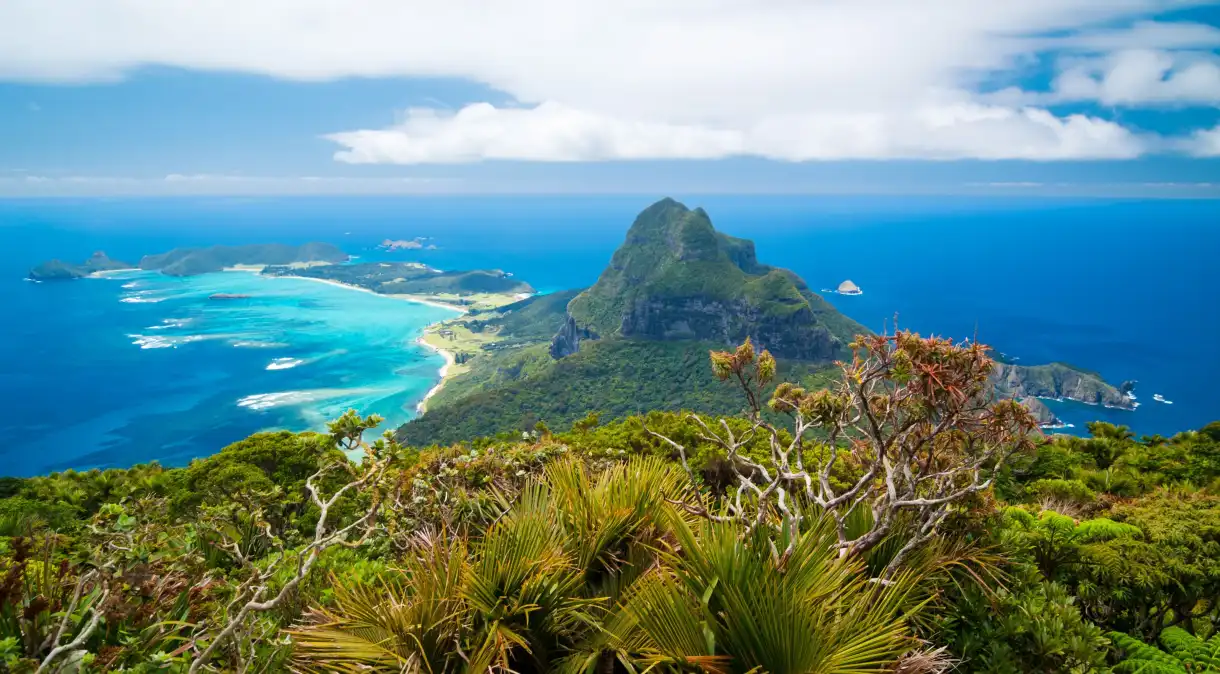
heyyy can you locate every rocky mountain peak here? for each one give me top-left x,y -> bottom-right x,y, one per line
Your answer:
559,198 -> 866,361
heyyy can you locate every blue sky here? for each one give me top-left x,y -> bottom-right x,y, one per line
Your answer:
1,1 -> 1219,196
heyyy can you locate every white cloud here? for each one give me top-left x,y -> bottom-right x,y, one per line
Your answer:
330,100 -> 1147,162
1046,49 -> 1220,105
329,103 -> 747,163
1047,20 -> 1220,52
1182,124 -> 1220,156
1,0 -> 1217,162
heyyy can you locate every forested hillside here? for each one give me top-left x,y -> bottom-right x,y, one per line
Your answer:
400,198 -> 1137,444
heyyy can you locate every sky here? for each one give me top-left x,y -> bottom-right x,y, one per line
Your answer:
1,1 -> 1219,196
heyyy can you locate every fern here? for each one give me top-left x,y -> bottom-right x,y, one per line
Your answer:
1110,628 -> 1220,673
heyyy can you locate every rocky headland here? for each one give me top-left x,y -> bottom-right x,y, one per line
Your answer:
28,251 -> 134,280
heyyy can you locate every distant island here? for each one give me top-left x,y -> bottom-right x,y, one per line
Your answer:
29,243 -> 349,280
379,237 -> 437,251
28,251 -> 135,280
139,242 -> 349,276
262,261 -> 534,308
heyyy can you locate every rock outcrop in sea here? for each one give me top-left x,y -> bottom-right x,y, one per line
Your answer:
837,280 -> 862,295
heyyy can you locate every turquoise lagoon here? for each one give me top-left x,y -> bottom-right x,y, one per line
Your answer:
8,268 -> 456,475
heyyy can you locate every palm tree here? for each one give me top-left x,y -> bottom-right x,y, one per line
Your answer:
289,457 -> 928,673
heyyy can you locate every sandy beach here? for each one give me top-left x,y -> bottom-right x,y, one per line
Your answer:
414,337 -> 458,413
88,268 -> 141,277
256,271 -> 471,314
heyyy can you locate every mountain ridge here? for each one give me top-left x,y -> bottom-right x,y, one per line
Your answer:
563,198 -> 866,361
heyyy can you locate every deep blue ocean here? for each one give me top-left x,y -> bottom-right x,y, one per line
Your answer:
1,195 -> 1216,477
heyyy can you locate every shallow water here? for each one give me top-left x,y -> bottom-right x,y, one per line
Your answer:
3,266 -> 455,475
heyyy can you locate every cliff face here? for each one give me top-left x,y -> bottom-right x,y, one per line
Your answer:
1018,396 -> 1062,428
616,296 -> 837,361
561,198 -> 865,361
991,362 -> 1135,410
549,315 -> 599,359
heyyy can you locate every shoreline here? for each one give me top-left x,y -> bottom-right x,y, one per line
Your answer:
222,267 -> 471,314
414,336 -> 458,414
222,268 -> 467,416
88,268 -> 141,277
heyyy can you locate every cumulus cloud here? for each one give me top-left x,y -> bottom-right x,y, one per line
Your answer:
329,101 -> 1147,163
1182,124 -> 1220,156
329,103 -> 747,163
1046,49 -> 1220,106
1,0 -> 1218,162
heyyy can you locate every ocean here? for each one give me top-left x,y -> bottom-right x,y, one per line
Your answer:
1,195 -> 1216,476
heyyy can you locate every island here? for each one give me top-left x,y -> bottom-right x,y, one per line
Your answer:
379,237 -> 437,251
837,279 -> 862,295
30,243 -> 349,280
139,243 -> 349,276
27,251 -> 134,280
28,205 -> 1136,443
398,198 -> 1134,446
261,261 -> 534,311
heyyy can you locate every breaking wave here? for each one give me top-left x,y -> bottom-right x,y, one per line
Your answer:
266,357 -> 304,371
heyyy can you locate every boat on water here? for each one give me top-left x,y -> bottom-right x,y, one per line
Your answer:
1152,394 -> 1174,405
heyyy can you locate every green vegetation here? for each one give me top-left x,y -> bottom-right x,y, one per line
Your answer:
1110,628 -> 1220,672
266,261 -> 534,296
566,198 -> 866,361
991,361 -> 1136,410
11,199 -> 1203,672
399,338 -> 838,446
27,252 -> 132,280
462,289 -> 580,343
138,242 -> 348,276
1,331 -> 1218,672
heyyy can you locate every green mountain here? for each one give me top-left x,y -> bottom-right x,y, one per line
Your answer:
399,197 -> 1136,444
28,251 -> 133,280
139,242 -> 348,276
397,198 -> 859,445
564,198 -> 866,360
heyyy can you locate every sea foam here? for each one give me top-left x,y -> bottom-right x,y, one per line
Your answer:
237,391 -> 312,410
231,340 -> 289,349
128,334 -> 207,350
147,318 -> 193,330
266,357 -> 305,371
